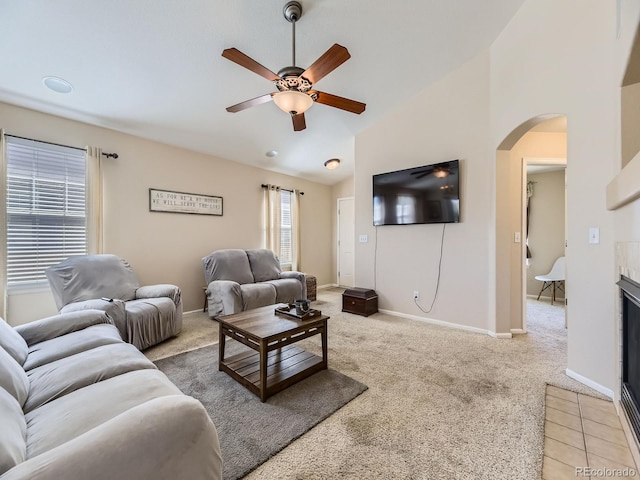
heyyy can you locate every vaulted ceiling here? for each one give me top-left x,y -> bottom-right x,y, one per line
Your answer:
0,0 -> 526,184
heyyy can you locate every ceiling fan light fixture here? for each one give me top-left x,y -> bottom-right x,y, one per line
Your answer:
273,90 -> 313,115
324,158 -> 340,170
433,168 -> 449,178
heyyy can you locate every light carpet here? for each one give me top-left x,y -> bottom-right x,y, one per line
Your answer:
145,289 -> 600,479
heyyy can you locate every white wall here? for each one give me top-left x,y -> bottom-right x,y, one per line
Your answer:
0,102 -> 334,324
354,51 -> 492,332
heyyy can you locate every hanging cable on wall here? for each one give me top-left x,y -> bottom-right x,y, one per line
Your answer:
415,224 -> 446,314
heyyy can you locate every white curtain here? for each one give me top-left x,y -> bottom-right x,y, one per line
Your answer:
291,189 -> 302,271
85,146 -> 104,254
0,131 -> 7,319
264,184 -> 281,258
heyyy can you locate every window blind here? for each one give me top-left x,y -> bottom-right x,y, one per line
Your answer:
6,136 -> 87,286
280,189 -> 292,264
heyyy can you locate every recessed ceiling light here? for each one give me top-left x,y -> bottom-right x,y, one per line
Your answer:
265,150 -> 278,158
42,76 -> 73,94
324,158 -> 340,170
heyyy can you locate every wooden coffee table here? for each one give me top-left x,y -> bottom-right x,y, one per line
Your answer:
216,304 -> 329,402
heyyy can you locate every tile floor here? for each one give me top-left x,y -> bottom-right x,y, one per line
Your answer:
543,385 -> 638,479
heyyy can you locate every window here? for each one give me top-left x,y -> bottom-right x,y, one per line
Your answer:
279,189 -> 292,265
6,136 -> 87,286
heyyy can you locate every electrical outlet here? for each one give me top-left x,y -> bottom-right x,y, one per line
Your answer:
413,291 -> 419,300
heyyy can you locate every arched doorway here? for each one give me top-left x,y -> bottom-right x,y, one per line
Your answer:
495,114 -> 567,336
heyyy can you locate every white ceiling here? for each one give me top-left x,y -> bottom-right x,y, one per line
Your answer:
0,0 -> 526,185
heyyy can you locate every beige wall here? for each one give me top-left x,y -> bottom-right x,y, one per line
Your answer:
0,102 -> 333,324
526,170 -> 566,298
330,176 -> 354,285
621,82 -> 640,168
354,50 -> 492,332
492,0 -> 628,393
353,0 -> 639,395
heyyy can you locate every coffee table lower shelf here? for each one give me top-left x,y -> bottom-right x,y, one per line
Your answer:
220,344 -> 326,401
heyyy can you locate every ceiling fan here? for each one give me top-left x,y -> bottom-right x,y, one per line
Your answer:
221,1 -> 366,132
410,165 -> 450,180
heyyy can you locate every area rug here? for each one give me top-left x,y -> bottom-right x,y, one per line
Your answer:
154,343 -> 368,480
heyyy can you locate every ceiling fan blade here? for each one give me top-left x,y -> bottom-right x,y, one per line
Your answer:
313,91 -> 366,114
300,44 -> 351,85
292,113 -> 306,132
410,168 -> 434,176
226,93 -> 275,113
222,48 -> 281,82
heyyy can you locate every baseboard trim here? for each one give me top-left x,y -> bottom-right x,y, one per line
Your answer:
378,308 -> 509,338
565,368 -> 614,399
184,308 -> 203,315
511,328 -> 526,335
318,284 -> 337,290
489,331 -> 513,339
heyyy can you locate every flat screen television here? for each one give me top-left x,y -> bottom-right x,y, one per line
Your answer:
373,159 -> 460,226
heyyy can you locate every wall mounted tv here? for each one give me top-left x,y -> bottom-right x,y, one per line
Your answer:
373,159 -> 460,226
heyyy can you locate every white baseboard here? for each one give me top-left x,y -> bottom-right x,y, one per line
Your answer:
511,328 -> 526,335
378,308 -> 511,338
565,368 -> 614,399
184,308 -> 204,315
318,284 -> 338,290
489,331 -> 513,339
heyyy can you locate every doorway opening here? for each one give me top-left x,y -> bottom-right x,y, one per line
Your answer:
495,114 -> 567,337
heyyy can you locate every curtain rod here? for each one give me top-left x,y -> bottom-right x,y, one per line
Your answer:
261,184 -> 304,195
5,134 -> 118,158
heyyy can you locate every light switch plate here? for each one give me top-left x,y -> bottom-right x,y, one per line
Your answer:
589,227 -> 600,244
359,234 -> 368,243
514,232 -> 521,243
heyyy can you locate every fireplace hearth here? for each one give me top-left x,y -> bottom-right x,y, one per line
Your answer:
619,275 -> 640,444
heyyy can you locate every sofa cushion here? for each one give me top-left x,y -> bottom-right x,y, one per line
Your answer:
240,283 -> 277,310
265,278 -> 304,304
25,369 -> 182,457
202,249 -> 254,285
24,343 -> 156,413
246,249 -> 282,282
0,388 -> 26,476
0,347 -> 29,408
23,324 -> 122,371
0,317 -> 28,366
46,254 -> 140,309
124,298 -> 178,351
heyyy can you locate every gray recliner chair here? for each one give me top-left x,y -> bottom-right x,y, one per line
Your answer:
203,249 -> 306,317
46,254 -> 182,350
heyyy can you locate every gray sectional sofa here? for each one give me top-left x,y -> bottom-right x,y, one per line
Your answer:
0,309 -> 222,480
203,248 -> 307,317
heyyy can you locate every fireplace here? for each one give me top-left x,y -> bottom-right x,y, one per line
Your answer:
619,275 -> 640,444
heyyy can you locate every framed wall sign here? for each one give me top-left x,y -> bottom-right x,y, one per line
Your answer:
149,188 -> 223,216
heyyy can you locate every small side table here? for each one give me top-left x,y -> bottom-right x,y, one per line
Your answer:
203,287 -> 208,312
306,275 -> 317,301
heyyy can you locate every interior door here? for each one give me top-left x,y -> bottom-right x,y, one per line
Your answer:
338,197 -> 355,287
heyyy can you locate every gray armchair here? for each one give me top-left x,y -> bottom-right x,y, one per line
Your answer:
203,249 -> 306,317
45,254 -> 182,350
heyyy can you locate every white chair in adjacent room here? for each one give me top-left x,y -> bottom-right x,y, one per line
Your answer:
535,256 -> 565,305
